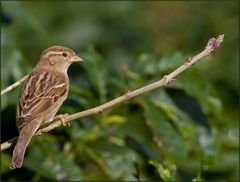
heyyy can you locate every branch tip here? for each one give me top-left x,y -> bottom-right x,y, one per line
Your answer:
215,34 -> 224,48
205,34 -> 224,53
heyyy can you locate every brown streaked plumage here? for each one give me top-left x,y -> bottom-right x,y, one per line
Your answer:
10,46 -> 83,169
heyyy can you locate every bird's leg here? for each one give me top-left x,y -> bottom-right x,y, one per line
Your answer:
54,114 -> 70,127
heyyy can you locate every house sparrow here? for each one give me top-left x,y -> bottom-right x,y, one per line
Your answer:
10,46 -> 83,169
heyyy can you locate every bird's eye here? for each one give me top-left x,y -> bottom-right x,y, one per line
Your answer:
62,52 -> 67,57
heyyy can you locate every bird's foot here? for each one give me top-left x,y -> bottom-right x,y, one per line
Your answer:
54,114 -> 70,127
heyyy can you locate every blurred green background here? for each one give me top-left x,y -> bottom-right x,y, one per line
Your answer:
1,1 -> 239,181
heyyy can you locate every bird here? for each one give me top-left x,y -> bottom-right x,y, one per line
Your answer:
10,46 -> 83,169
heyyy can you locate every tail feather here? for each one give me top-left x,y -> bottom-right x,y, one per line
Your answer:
10,120 -> 41,169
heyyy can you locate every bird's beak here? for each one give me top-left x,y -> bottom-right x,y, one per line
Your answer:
68,55 -> 83,63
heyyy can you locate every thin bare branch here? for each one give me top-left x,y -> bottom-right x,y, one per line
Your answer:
0,35 -> 224,151
1,74 -> 28,95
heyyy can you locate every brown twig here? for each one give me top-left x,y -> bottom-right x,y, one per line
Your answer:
0,35 -> 224,151
1,74 -> 29,95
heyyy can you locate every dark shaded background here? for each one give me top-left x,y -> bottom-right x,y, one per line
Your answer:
1,1 -> 239,181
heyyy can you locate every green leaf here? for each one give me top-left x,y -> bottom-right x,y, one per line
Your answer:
138,95 -> 188,162
85,141 -> 139,180
171,70 -> 223,117
132,52 -> 184,76
149,160 -> 176,181
102,115 -> 126,125
24,135 -> 83,181
81,47 -> 110,103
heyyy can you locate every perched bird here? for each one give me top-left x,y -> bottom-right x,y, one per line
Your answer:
10,46 -> 83,169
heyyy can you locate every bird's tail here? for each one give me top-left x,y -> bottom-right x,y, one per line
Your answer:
10,120 -> 41,169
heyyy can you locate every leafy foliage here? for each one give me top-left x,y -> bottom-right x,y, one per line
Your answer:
1,1 -> 238,181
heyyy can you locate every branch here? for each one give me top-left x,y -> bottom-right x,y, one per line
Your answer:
0,35 -> 224,151
1,74 -> 29,95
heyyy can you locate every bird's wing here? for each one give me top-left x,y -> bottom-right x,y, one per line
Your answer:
17,70 -> 68,129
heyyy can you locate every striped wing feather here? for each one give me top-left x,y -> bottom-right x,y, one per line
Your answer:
17,70 -> 68,129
